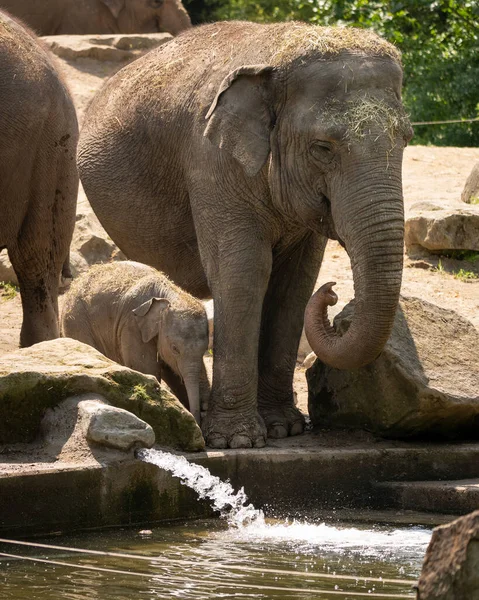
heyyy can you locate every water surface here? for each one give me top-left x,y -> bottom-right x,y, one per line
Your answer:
0,518 -> 430,599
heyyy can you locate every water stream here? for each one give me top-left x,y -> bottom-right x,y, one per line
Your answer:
137,448 -> 265,527
1,448 -> 433,599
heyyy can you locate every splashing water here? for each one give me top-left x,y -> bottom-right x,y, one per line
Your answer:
137,448 -> 265,528
136,448 -> 432,562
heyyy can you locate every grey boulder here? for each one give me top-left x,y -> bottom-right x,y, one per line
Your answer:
405,201 -> 479,254
69,211 -> 124,278
0,250 -> 17,286
417,510 -> 479,599
462,162 -> 479,204
307,296 -> 479,439
80,399 -> 155,450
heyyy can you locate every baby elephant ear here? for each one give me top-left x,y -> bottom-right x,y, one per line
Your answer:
133,297 -> 170,343
204,64 -> 275,177
100,0 -> 125,19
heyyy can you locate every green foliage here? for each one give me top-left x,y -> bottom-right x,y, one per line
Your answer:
0,281 -> 18,301
441,250 -> 479,262
188,0 -> 479,146
131,384 -> 150,403
453,268 -> 478,281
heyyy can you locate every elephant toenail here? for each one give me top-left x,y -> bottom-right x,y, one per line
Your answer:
207,435 -> 228,449
230,435 -> 253,449
290,421 -> 304,436
268,424 -> 288,439
253,436 -> 266,448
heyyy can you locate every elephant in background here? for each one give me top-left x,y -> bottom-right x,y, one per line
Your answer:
0,11 -> 78,346
61,261 -> 209,423
78,21 -> 412,448
0,0 -> 191,36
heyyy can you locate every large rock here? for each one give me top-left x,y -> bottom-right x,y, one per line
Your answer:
307,296 -> 479,439
69,211 -> 124,278
41,393 -> 155,454
80,399 -> 155,450
462,163 -> 479,204
43,33 -> 172,62
0,250 -> 17,286
405,201 -> 479,254
0,338 -> 204,450
417,511 -> 479,599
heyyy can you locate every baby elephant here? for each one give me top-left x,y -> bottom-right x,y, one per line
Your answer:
61,261 -> 209,423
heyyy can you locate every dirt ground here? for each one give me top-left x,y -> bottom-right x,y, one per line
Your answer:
1,55 -> 478,416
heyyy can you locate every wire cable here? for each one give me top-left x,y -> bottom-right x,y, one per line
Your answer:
0,537 -> 418,587
411,117 -> 479,125
0,551 -> 416,599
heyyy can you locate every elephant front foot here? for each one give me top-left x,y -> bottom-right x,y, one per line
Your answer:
202,410 -> 267,449
259,403 -> 305,439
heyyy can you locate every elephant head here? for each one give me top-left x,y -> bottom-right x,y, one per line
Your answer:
102,0 -> 191,35
204,45 -> 412,370
133,297 -> 208,422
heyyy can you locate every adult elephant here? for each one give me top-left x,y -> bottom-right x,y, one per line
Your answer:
78,22 -> 412,448
0,0 -> 191,36
0,12 -> 78,346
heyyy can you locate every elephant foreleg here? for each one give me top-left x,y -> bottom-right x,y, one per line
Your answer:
258,232 -> 326,438
196,222 -> 273,449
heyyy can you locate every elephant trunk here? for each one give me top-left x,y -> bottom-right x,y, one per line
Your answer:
305,181 -> 404,370
183,371 -> 201,424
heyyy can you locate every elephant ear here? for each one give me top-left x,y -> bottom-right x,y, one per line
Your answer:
204,65 -> 275,177
133,297 -> 170,344
100,0 -> 125,18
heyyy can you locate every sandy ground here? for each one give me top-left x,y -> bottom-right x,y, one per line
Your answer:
1,55 -> 478,416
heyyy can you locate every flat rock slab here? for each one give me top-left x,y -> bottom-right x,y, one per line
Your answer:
418,510 -> 479,599
405,201 -> 479,253
43,33 -> 172,62
0,338 -> 204,450
307,296 -> 479,439
374,479 -> 479,515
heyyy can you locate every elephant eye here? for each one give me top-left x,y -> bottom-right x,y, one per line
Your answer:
171,344 -> 180,355
310,141 -> 335,164
150,0 -> 164,6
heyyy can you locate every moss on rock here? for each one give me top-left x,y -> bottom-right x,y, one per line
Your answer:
0,338 -> 204,450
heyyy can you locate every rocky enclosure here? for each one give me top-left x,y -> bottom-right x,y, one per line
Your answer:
0,338 -> 204,450
0,34 -> 478,437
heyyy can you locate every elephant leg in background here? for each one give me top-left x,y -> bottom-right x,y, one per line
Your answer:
258,232 -> 327,438
197,220 -> 273,449
9,180 -> 76,348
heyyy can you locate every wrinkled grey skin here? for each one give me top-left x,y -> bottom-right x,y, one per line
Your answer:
0,12 -> 78,347
78,21 -> 412,448
0,0 -> 191,36
61,261 -> 209,423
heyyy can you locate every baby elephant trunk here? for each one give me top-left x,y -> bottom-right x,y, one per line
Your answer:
183,374 -> 201,424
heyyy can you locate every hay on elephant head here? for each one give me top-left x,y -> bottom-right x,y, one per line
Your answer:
319,94 -> 410,143
267,22 -> 401,65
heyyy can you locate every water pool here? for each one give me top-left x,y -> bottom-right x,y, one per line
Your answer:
0,518 -> 430,599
